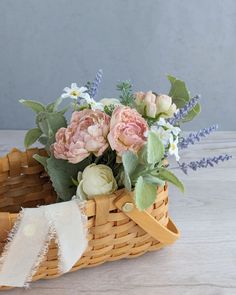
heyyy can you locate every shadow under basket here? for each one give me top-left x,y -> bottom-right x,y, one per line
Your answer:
0,148 -> 180,289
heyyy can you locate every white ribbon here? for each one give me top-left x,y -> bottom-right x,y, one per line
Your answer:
0,199 -> 87,287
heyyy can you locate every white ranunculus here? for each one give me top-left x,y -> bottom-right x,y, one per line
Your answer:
99,98 -> 121,106
76,164 -> 117,200
156,94 -> 177,118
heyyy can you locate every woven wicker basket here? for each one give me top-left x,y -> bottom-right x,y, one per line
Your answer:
0,148 -> 180,289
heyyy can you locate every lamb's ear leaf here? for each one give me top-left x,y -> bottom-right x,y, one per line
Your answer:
147,131 -> 164,164
19,99 -> 45,113
142,174 -> 165,187
24,128 -> 42,148
157,168 -> 185,193
122,151 -> 139,191
135,176 -> 157,211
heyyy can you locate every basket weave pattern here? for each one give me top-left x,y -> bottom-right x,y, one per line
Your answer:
0,148 -> 170,288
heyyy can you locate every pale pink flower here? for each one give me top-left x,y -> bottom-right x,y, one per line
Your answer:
134,91 -> 157,118
108,106 -> 148,157
53,109 -> 110,164
156,94 -> 177,118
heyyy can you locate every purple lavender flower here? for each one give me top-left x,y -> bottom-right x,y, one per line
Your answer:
168,95 -> 200,126
178,154 -> 232,174
88,69 -> 103,99
178,124 -> 218,149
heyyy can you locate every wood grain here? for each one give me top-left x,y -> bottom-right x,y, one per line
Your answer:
0,131 -> 235,295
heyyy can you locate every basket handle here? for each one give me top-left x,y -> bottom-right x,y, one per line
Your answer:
114,191 -> 180,245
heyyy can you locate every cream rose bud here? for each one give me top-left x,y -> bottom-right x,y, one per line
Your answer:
99,98 -> 121,106
134,91 -> 157,118
156,94 -> 177,118
76,164 -> 117,200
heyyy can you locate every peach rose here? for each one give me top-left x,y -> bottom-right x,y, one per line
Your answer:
53,109 -> 110,163
108,106 -> 148,157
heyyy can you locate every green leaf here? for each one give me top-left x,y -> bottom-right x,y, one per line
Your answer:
143,174 -> 165,187
19,99 -> 45,113
46,156 -> 91,201
36,112 -> 67,152
168,75 -> 190,107
46,103 -> 56,112
37,112 -> 67,136
157,168 -> 185,193
135,176 -> 157,210
71,177 -> 79,186
147,131 -> 164,164
167,75 -> 200,122
33,154 -> 48,170
182,102 -> 201,123
38,136 -> 48,145
122,151 -> 139,191
53,97 -> 63,111
24,128 -> 42,148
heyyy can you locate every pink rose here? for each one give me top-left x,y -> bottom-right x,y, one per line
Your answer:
108,106 -> 148,156
53,109 -> 110,164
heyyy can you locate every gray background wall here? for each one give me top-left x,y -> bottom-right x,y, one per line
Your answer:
0,0 -> 235,130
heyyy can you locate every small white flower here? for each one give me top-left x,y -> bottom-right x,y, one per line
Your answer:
84,97 -> 104,111
169,135 -> 180,161
61,83 -> 90,100
150,125 -> 172,146
157,118 -> 181,136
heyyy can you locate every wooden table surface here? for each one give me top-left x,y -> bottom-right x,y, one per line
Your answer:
0,131 -> 235,295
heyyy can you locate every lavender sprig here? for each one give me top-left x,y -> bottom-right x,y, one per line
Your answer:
178,154 -> 232,174
88,69 -> 103,99
179,124 -> 218,149
168,95 -> 200,126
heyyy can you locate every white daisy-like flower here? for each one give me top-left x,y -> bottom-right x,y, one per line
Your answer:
169,135 -> 180,161
150,125 -> 172,146
84,97 -> 104,111
61,83 -> 90,100
158,118 -> 181,136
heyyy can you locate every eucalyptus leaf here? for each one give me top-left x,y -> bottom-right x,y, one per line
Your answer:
46,156 -> 91,201
33,154 -> 48,170
37,112 -> 67,136
135,176 -> 157,210
38,136 -> 48,145
168,75 -> 190,107
24,128 -> 42,148
157,167 -> 185,193
182,102 -> 201,123
19,99 -> 45,113
167,75 -> 200,122
147,131 -> 164,164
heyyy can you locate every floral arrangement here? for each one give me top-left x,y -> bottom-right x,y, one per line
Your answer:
20,70 -> 232,210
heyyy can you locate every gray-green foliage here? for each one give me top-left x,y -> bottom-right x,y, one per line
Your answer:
20,98 -> 68,152
117,81 -> 135,107
168,75 -> 201,122
122,131 -> 184,210
33,154 -> 92,202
